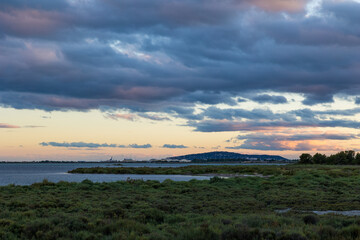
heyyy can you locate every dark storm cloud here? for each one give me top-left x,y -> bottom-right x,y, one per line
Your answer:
292,107 -> 360,117
177,91 -> 238,106
323,0 -> 360,24
164,106 -> 203,120
162,144 -> 188,149
0,0 -> 68,10
200,106 -> 293,121
355,97 -> 360,105
251,94 -> 288,104
197,106 -> 357,122
1,0 -> 360,120
182,104 -> 360,132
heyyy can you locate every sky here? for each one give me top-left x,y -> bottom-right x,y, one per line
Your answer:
1,0 -> 360,161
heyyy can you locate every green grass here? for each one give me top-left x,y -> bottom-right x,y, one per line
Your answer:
2,165 -> 360,239
69,164 -> 360,176
69,164 -> 287,175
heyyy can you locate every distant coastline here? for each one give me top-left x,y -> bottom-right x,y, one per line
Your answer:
0,151 -> 295,164
1,151 -> 294,164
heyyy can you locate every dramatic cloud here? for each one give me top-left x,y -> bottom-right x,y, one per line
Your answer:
199,107 -> 291,121
188,106 -> 360,132
2,0 -> 360,157
190,118 -> 360,132
251,94 -> 288,104
226,132 -> 359,151
356,97 -> 360,104
0,0 -> 360,113
162,144 -> 188,149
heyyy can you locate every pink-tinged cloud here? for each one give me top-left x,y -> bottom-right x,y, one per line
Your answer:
0,9 -> 66,37
250,0 -> 308,12
106,113 -> 170,121
0,123 -> 20,128
113,87 -> 182,101
228,139 -> 345,151
191,118 -> 360,132
106,113 -> 138,121
226,132 -> 358,151
22,42 -> 64,65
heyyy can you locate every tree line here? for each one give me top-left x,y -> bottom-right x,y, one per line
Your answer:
299,150 -> 360,165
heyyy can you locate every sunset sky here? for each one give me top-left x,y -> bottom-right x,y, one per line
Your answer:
1,0 -> 360,161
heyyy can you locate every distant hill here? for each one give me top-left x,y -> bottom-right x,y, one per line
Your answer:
167,151 -> 288,162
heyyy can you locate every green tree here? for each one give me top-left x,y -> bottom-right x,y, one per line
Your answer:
312,153 -> 327,164
345,150 -> 356,164
299,153 -> 313,164
355,153 -> 360,165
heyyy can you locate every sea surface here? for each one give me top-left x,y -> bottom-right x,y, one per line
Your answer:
0,162 -> 286,186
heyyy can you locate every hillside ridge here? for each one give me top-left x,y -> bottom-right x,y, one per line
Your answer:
167,151 -> 288,161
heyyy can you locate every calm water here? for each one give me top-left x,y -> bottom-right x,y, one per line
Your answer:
0,162 -> 285,186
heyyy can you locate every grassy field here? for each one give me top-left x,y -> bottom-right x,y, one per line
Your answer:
68,164 -> 286,175
69,164 -> 360,176
1,165 -> 360,239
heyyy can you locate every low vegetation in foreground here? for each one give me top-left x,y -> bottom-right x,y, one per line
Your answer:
68,165 -> 286,175
1,165 -> 360,239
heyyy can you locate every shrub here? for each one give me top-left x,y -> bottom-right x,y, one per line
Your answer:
262,230 -> 276,240
278,233 -> 307,240
341,225 -> 360,239
303,215 -> 319,225
317,226 -> 337,240
22,220 -> 52,238
210,176 -> 223,184
221,225 -> 262,240
103,208 -> 125,219
221,219 -> 232,225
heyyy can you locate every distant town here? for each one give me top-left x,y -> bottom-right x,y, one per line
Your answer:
106,151 -> 293,163
1,151 -> 295,163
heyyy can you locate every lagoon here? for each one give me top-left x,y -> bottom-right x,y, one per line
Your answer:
0,162 -> 285,185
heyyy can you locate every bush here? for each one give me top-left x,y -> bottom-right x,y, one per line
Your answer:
317,226 -> 337,240
341,225 -> 360,239
210,176 -> 223,184
103,208 -> 125,219
221,219 -> 232,225
279,233 -> 307,240
23,220 -> 52,238
221,225 -> 262,240
303,215 -> 319,225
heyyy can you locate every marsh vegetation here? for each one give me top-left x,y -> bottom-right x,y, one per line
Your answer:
1,165 -> 360,239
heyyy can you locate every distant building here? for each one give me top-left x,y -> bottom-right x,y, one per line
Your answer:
179,159 -> 191,163
122,158 -> 135,162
